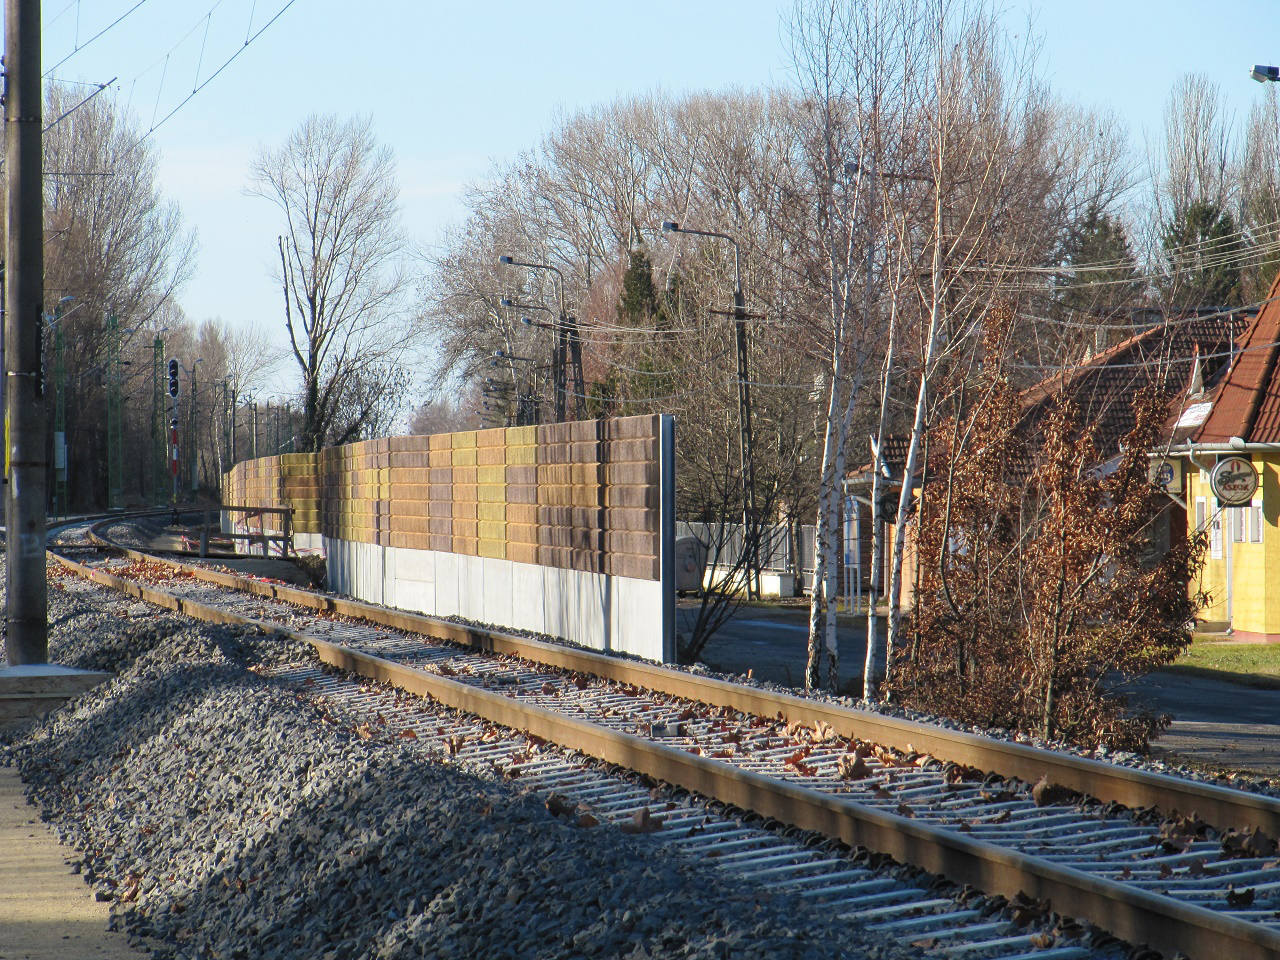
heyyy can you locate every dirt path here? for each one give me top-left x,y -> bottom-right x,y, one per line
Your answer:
0,764 -> 143,959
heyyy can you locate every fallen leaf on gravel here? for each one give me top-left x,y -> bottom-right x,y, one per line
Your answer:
576,813 -> 600,828
398,729 -> 418,739
354,724 -> 374,740
813,720 -> 836,742
896,802 -> 914,818
1030,933 -> 1055,948
910,938 -> 939,949
988,810 -> 1011,824
1227,886 -> 1256,907
1159,863 -> 1172,879
873,788 -> 893,800
541,681 -> 558,696
545,794 -> 577,818
118,873 -> 142,903
573,675 -> 589,690
838,755 -> 870,780
1188,859 -> 1206,876
1031,775 -> 1079,807
620,807 -> 664,834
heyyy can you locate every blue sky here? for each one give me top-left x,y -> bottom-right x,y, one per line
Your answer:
31,0 -> 1280,397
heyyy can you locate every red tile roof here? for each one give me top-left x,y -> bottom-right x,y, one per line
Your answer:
1194,271 -> 1280,443
850,306 -> 1247,485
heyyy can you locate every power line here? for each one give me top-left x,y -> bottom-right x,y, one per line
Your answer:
43,0 -> 151,78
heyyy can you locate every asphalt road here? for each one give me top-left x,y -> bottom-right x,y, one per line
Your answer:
679,600 -> 881,694
1127,671 -> 1280,776
684,601 -> 1280,776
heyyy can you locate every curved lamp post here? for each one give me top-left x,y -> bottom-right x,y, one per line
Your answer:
663,219 -> 759,598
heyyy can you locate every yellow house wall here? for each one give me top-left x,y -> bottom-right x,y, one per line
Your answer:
1186,454 -> 1279,637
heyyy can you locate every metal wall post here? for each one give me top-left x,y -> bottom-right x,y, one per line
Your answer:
4,0 -> 48,664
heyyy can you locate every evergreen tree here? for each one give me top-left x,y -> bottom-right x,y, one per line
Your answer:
1058,205 -> 1143,317
618,249 -> 660,325
1161,201 -> 1243,308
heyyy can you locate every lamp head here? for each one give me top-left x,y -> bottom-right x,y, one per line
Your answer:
661,220 -> 679,233
1252,65 -> 1280,83
500,298 -> 514,307
492,349 -> 506,358
498,255 -> 514,265
521,317 -> 532,326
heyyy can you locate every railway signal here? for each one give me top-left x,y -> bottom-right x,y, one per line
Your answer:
167,357 -> 180,398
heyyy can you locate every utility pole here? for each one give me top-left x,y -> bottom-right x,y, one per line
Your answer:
4,0 -> 47,664
151,336 -> 164,503
662,220 -> 759,598
105,316 -> 124,508
52,320 -> 66,517
189,363 -> 200,492
167,357 -> 180,520
251,401 -> 258,459
553,322 -> 567,422
566,316 -> 587,421
732,279 -> 759,600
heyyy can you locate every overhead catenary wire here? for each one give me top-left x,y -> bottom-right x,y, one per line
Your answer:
43,0 -> 151,79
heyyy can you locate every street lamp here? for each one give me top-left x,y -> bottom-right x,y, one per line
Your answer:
1252,65 -> 1279,83
499,255 -> 585,421
663,218 -> 759,598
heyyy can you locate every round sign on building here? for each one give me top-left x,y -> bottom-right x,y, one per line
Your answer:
1210,456 -> 1258,506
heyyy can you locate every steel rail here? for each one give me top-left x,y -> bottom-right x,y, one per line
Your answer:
48,545 -> 1280,960
79,520 -> 1280,840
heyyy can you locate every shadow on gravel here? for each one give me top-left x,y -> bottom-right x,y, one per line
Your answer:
125,738 -> 854,960
13,596 -> 874,960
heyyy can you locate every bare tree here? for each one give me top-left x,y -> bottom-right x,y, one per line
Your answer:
247,113 -> 413,451
41,83 -> 196,508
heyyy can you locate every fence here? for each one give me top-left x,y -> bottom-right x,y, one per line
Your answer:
677,513 -> 882,598
223,414 -> 676,661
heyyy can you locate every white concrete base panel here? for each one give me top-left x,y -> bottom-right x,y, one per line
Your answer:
320,538 -> 668,661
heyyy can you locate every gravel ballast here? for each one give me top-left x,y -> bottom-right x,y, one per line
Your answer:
3,567 -> 912,960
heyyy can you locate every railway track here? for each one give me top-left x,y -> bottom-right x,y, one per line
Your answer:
44,515 -> 1280,959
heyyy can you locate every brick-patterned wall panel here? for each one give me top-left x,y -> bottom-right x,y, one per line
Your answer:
223,412 -> 665,582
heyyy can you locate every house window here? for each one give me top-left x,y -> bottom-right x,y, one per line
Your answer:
1232,506 -> 1246,543
1210,498 -> 1222,559
1252,499 -> 1265,544
1195,497 -> 1206,533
